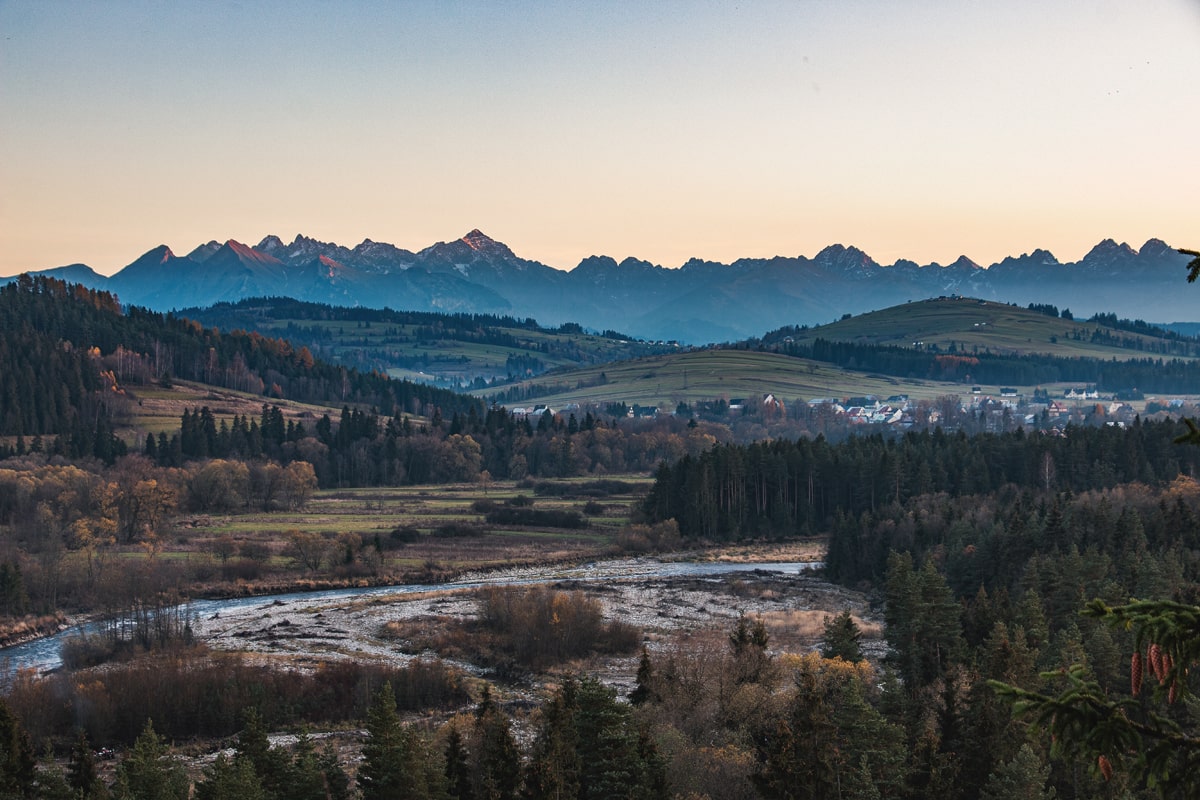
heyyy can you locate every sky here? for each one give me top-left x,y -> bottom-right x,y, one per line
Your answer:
1,0 -> 1198,276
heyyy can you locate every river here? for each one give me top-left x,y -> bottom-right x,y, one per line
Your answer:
0,557 -> 823,677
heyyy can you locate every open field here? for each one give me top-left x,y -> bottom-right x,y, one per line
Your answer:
106,477 -> 657,597
118,379 -> 348,438
477,348 -> 1000,408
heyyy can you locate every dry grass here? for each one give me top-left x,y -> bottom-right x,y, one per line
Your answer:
119,379 -> 353,438
755,609 -> 882,652
679,540 -> 827,564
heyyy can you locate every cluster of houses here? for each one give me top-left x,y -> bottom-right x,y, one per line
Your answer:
506,388 -> 1193,435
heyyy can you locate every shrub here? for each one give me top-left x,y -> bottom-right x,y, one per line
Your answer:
533,479 -> 636,498
432,523 -> 486,539
477,586 -> 640,670
239,541 -> 273,562
384,526 -> 422,547
615,520 -> 682,553
471,499 -> 499,513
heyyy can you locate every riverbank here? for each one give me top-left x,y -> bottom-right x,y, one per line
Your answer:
0,612 -> 70,649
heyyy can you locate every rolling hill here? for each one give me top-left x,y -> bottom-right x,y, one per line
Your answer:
477,299 -> 1200,409
763,297 -> 1200,361
178,297 -> 676,390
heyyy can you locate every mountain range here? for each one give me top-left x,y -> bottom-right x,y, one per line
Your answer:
17,231 -> 1195,343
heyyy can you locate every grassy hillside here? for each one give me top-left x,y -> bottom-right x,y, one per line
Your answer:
117,379 -> 349,438
480,349 -> 977,408
775,297 -> 1197,360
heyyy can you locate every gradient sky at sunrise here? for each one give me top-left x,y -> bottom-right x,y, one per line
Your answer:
1,0 -> 1197,276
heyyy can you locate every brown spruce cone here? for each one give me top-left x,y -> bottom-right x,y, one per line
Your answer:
1149,642 -> 1164,682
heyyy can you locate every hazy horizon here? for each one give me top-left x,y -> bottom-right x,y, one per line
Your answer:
2,1 -> 1197,277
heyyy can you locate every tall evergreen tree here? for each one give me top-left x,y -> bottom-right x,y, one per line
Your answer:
111,720 -> 188,800
821,610 -> 864,663
359,683 -> 428,800
194,755 -> 266,800
473,692 -> 521,800
0,698 -> 35,800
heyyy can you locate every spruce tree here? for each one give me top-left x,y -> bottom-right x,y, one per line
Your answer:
66,729 -> 102,800
473,697 -> 521,800
0,698 -> 36,800
979,744 -> 1056,800
111,720 -> 188,800
194,754 -> 266,800
443,723 -> 474,800
358,683 -> 427,800
821,610 -> 864,662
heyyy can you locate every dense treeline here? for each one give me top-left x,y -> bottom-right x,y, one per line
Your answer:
181,297 -> 553,335
757,335 -> 1200,391
643,419 -> 1199,541
0,276 -> 479,438
143,402 -> 722,488
1088,311 -> 1198,345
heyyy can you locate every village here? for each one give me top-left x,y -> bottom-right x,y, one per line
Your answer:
505,386 -> 1197,439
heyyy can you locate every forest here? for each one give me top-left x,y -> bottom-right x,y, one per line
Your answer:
0,276 -> 479,441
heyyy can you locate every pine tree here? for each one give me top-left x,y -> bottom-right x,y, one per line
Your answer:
574,677 -> 654,800
358,683 -> 428,800
978,744 -> 1056,800
235,709 -> 290,800
67,729 -> 103,800
0,698 -> 36,800
473,696 -> 521,800
629,647 -> 656,706
523,680 -> 581,800
821,610 -> 864,662
194,754 -> 266,800
111,720 -> 188,800
443,723 -> 474,800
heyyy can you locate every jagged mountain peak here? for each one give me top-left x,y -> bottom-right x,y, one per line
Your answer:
220,240 -> 283,266
187,240 -> 223,263
256,235 -> 286,253
462,228 -> 493,247
617,256 -> 661,271
1084,238 -> 1138,261
146,245 -> 176,263
572,255 -> 619,271
814,243 -> 879,272
290,233 -> 335,249
120,245 -> 179,274
949,255 -> 981,270
1139,238 -> 1174,258
992,248 -> 1061,270
460,229 -> 514,257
